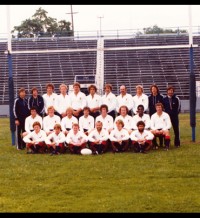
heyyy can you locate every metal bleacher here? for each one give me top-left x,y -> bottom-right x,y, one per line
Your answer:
104,35 -> 200,97
0,37 -> 97,104
1,34 -> 200,105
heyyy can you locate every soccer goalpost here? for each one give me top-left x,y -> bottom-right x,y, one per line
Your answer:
5,5 -> 197,146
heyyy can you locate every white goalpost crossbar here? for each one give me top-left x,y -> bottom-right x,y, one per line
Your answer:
4,44 -> 198,54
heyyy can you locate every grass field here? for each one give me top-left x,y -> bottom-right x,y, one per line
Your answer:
0,113 -> 200,213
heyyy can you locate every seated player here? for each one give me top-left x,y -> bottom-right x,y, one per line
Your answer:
114,105 -> 133,134
23,121 -> 47,154
95,104 -> 114,134
61,107 -> 78,136
22,106 -> 43,137
150,103 -> 172,150
109,119 -> 130,153
65,123 -> 88,154
42,106 -> 61,136
87,120 -> 109,155
130,120 -> 154,154
45,123 -> 66,155
132,104 -> 151,130
79,106 -> 95,136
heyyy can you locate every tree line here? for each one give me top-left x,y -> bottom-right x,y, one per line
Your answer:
11,7 -> 187,38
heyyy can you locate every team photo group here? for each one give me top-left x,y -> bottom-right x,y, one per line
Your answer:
13,82 -> 181,155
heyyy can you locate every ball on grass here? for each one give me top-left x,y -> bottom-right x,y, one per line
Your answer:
80,148 -> 92,155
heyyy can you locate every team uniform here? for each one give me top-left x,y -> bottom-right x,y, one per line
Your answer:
86,93 -> 102,118
116,93 -> 133,115
88,128 -> 109,154
23,129 -> 47,153
101,92 -> 117,120
114,115 -> 133,133
95,114 -> 114,133
24,114 -> 43,133
42,92 -> 58,115
132,93 -> 149,115
150,111 -> 172,149
69,91 -> 87,119
43,114 -> 61,134
132,113 -> 151,130
79,114 -> 94,134
65,129 -> 88,154
54,93 -> 72,117
45,130 -> 66,154
109,128 -> 130,152
130,129 -> 154,153
61,115 -> 78,133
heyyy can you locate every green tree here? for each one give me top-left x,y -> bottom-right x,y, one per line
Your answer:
11,7 -> 72,38
143,25 -> 187,34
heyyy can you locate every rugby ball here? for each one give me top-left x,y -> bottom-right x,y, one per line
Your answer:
80,148 -> 92,155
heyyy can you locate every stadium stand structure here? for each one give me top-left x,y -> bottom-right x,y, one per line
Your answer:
1,34 -> 200,107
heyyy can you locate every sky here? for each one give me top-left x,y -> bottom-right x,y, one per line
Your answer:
0,5 -> 200,37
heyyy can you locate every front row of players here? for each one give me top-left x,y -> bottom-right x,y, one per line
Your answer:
23,102 -> 172,155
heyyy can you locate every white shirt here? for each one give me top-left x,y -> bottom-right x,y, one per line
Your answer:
43,115 -> 61,132
45,131 -> 66,145
88,128 -> 109,142
95,114 -> 114,131
65,130 -> 88,144
61,116 -> 78,131
79,115 -> 94,132
132,114 -> 151,130
150,112 -> 172,130
130,129 -> 154,141
109,128 -> 130,141
54,94 -> 71,114
101,92 -> 117,113
24,114 -> 43,133
132,93 -> 149,114
42,93 -> 58,114
23,129 -> 47,143
116,93 -> 133,113
69,91 -> 87,110
86,93 -> 102,109
114,115 -> 133,132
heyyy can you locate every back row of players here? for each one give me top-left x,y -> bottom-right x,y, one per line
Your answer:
13,82 -> 181,153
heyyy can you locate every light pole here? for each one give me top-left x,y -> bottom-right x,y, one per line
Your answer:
66,5 -> 78,36
97,16 -> 104,37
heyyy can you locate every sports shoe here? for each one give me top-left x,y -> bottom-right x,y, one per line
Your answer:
93,151 -> 98,155
163,146 -> 169,151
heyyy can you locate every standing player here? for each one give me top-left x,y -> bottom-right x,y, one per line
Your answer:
54,83 -> 71,119
132,85 -> 149,115
28,87 -> 44,117
42,106 -> 61,136
69,82 -> 87,120
163,86 -> 181,148
13,87 -> 30,150
101,83 -> 117,120
86,84 -> 102,119
116,85 -> 133,116
148,84 -> 164,117
42,83 -> 58,116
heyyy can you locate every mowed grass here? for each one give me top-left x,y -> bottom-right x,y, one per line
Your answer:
0,113 -> 200,213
